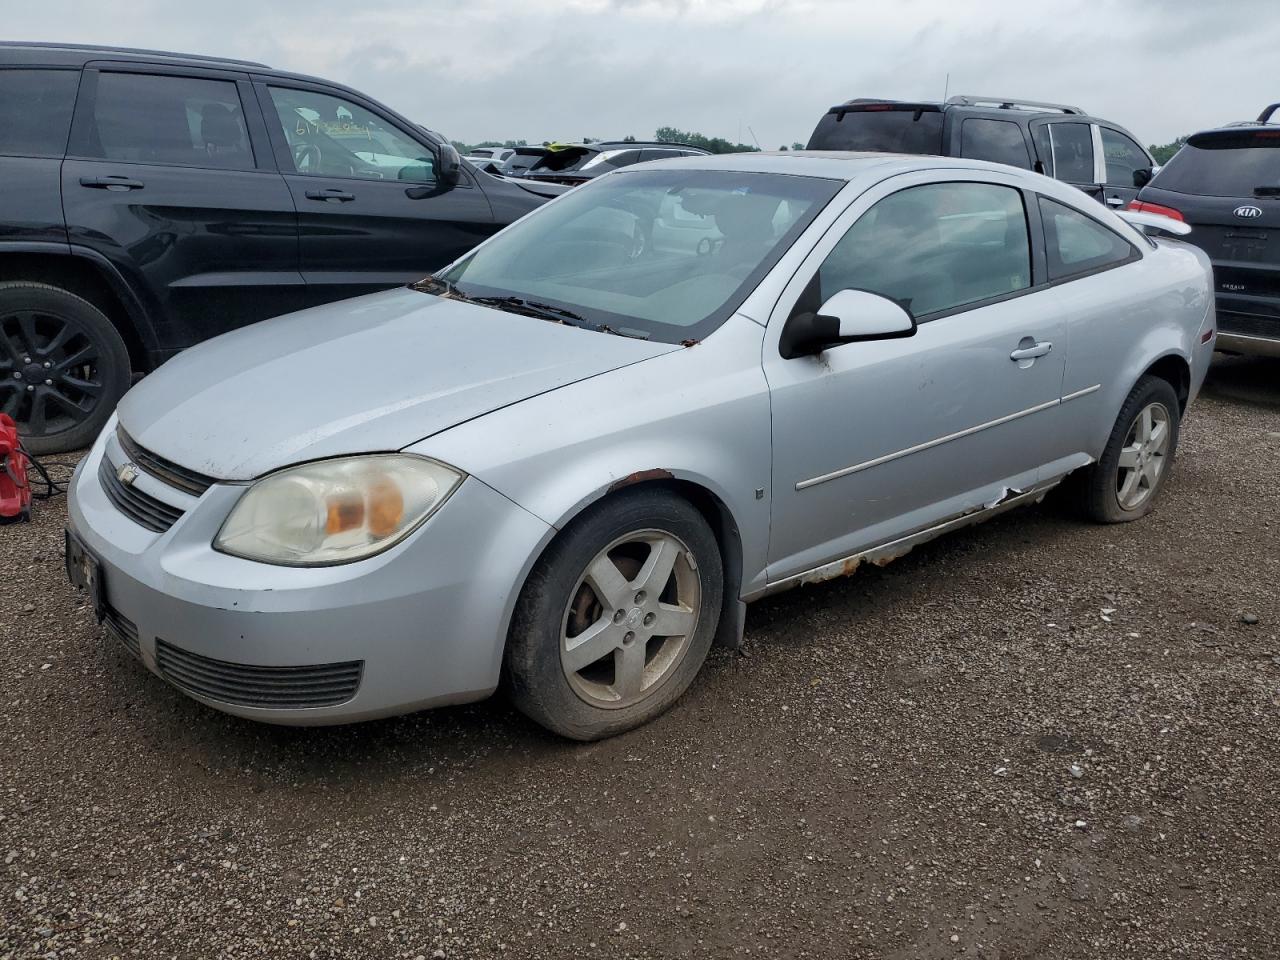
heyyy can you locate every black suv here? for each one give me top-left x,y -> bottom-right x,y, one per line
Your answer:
0,42 -> 554,452
807,95 -> 1155,207
1131,106 -> 1280,358
518,141 -> 710,187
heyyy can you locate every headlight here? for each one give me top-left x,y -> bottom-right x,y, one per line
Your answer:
214,455 -> 463,566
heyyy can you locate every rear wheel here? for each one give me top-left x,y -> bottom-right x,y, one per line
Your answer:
0,282 -> 131,455
1075,375 -> 1180,523
506,489 -> 723,740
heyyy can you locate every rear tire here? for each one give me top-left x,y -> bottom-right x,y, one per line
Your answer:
506,489 -> 723,741
1074,375 -> 1180,523
0,282 -> 131,455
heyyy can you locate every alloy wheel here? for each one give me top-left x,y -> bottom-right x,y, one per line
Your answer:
560,530 -> 701,709
1116,401 -> 1171,511
0,309 -> 104,438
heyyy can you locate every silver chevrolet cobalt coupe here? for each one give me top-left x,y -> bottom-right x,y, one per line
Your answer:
66,153 -> 1215,739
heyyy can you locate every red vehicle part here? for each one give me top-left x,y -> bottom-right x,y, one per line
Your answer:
0,413 -> 32,523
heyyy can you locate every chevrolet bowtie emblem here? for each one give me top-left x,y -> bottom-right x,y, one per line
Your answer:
117,462 -> 140,486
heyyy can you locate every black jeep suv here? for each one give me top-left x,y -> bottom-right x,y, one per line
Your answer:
1130,106 -> 1280,358
807,95 -> 1155,207
0,42 -> 555,453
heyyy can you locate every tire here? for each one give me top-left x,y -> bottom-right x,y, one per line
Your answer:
0,281 -> 131,455
506,489 -> 724,740
1074,375 -> 1181,523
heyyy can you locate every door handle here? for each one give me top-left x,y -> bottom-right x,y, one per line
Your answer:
1105,197 -> 1125,207
1010,339 -> 1053,361
79,176 -> 144,191
304,188 -> 355,202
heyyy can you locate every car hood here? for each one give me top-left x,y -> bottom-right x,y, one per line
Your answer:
116,288 -> 676,480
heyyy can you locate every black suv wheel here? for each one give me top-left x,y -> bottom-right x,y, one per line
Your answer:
0,282 -> 131,454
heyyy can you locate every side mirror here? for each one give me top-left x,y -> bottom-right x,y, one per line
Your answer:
438,143 -> 463,187
1133,167 -> 1153,188
779,289 -> 916,359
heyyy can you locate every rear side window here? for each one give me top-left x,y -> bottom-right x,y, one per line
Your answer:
0,69 -> 79,158
1101,128 -> 1152,187
1047,122 -> 1095,183
1152,131 -> 1280,197
960,118 -> 1031,169
1039,197 -> 1134,280
807,108 -> 944,154
87,73 -> 254,171
816,182 -> 1031,317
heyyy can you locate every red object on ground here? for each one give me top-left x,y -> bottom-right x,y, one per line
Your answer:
0,413 -> 32,523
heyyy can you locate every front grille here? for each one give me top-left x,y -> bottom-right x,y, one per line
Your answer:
154,640 -> 363,709
103,605 -> 140,660
117,428 -> 215,497
98,457 -> 185,533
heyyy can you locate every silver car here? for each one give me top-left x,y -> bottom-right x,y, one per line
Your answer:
65,153 -> 1216,740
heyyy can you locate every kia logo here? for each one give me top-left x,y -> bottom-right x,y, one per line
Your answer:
1233,205 -> 1263,219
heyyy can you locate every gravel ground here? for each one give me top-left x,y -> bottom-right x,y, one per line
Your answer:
2,356 -> 1278,960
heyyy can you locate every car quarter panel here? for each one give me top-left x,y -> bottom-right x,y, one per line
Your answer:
409,313 -> 774,596
1043,236 -> 1212,475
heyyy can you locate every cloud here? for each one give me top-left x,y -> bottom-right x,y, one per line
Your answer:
5,0 -> 1277,146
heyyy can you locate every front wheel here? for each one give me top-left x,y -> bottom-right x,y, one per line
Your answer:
1075,375 -> 1181,523
506,489 -> 724,740
0,282 -> 131,455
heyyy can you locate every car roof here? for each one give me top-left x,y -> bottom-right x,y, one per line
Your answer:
0,40 -> 361,91
630,150 -> 1004,180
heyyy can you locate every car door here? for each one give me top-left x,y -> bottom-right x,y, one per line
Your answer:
1031,119 -> 1103,201
255,80 -> 497,305
1098,126 -> 1156,211
62,62 -> 303,350
762,172 -> 1066,582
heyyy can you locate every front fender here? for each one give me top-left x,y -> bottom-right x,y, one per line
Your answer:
409,315 -> 774,596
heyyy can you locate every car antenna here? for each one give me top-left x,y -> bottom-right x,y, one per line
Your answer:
747,125 -> 761,150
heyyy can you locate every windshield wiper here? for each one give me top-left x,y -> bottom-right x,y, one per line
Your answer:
465,295 -> 590,327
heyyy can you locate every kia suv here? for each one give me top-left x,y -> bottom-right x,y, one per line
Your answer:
807,95 -> 1155,209
1130,106 -> 1280,357
0,42 -> 557,453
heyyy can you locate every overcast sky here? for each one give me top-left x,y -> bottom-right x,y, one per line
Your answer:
7,0 -> 1275,148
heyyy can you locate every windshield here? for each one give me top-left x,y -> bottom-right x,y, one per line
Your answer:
807,108 -> 944,154
1153,131 -> 1280,197
434,169 -> 842,343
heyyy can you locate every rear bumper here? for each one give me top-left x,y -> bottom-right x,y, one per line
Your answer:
1214,293 -> 1280,356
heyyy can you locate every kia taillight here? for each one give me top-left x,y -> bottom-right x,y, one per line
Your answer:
1128,200 -> 1185,222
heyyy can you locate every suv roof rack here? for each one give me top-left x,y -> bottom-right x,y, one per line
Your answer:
946,94 -> 1083,115
0,41 -> 269,69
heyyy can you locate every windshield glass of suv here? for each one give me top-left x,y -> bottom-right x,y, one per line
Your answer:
436,169 -> 842,342
1153,131 -> 1280,197
807,108 -> 944,154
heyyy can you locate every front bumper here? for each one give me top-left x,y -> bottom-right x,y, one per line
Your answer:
67,423 -> 554,725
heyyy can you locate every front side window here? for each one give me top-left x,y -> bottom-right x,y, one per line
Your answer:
436,169 -> 841,343
266,87 -> 436,182
0,69 -> 79,158
88,73 -> 254,170
813,182 -> 1031,318
1038,197 -> 1134,280
960,118 -> 1031,169
1047,122 -> 1095,183
1101,128 -> 1151,187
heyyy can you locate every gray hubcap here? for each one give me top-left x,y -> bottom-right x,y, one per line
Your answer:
1116,401 -> 1171,511
561,530 -> 700,709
